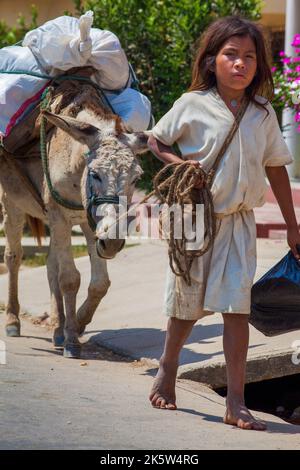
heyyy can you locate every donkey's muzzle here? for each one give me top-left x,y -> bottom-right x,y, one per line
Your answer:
96,238 -> 125,259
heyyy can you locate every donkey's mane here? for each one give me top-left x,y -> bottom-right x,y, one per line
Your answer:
48,72 -> 137,173
51,76 -> 125,135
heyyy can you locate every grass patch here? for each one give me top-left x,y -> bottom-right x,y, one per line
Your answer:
22,253 -> 48,268
21,242 -> 140,268
22,245 -> 88,268
124,243 -> 140,249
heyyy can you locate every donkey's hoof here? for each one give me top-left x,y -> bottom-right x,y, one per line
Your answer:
63,344 -> 81,359
5,324 -> 20,337
53,335 -> 65,349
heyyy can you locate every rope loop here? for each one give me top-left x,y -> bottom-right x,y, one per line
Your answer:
152,162 -> 218,285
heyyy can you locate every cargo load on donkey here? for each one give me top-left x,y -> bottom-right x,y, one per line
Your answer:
0,10 -> 152,152
0,11 -> 151,358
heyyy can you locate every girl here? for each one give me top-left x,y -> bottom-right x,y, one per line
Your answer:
147,15 -> 300,431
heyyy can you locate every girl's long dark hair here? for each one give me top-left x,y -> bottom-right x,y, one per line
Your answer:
189,16 -> 274,115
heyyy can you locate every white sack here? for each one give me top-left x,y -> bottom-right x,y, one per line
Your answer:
106,88 -> 152,131
0,46 -> 49,138
23,11 -> 130,90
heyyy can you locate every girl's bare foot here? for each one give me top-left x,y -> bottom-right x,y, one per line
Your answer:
224,398 -> 267,431
149,358 -> 178,410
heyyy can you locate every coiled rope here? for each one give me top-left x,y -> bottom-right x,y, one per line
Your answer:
152,161 -> 217,285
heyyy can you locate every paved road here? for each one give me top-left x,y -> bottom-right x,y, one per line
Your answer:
1,311 -> 300,450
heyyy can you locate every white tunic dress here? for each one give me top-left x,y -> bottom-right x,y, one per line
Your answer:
151,86 -> 293,319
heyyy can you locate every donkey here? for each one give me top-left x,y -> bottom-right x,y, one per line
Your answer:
0,74 -> 149,358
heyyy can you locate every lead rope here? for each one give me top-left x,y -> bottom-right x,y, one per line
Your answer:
92,162 -> 216,285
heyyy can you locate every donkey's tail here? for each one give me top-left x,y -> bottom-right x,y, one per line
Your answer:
25,215 -> 46,247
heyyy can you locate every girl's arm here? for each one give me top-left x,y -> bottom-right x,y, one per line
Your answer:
147,135 -> 199,167
147,135 -> 203,188
265,165 -> 300,260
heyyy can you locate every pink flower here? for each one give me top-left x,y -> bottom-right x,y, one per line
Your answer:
283,69 -> 293,74
292,34 -> 300,47
279,51 -> 286,57
283,57 -> 291,64
294,112 -> 300,122
296,66 -> 300,72
296,49 -> 300,54
292,57 -> 300,62
271,66 -> 277,72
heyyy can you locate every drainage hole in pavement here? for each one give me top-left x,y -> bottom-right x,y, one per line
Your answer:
214,373 -> 300,424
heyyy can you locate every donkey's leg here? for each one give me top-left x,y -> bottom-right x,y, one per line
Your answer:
77,222 -> 111,335
47,240 -> 65,348
2,198 -> 25,337
49,214 -> 81,358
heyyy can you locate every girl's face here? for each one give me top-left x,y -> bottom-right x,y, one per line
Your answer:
214,35 -> 257,91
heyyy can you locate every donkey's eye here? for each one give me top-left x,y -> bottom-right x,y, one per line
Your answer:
91,172 -> 102,182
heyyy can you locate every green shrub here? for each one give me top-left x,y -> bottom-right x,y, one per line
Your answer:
0,5 -> 38,48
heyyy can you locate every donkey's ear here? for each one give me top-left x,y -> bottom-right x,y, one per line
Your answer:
41,110 -> 100,145
119,131 -> 151,155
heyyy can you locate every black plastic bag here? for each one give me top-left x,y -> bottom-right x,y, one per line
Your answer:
250,248 -> 300,336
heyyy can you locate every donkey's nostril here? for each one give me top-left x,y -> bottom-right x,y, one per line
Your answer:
104,225 -> 109,232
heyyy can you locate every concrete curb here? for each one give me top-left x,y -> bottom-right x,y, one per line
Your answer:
178,349 -> 299,389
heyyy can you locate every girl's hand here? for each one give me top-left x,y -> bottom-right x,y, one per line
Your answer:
185,159 -> 201,167
185,160 -> 204,188
287,227 -> 300,261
